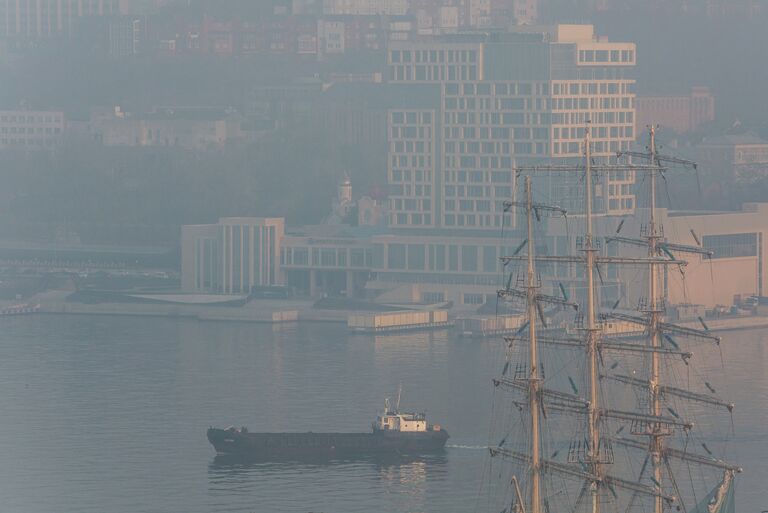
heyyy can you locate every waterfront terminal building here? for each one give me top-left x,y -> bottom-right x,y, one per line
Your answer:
180,24 -> 768,312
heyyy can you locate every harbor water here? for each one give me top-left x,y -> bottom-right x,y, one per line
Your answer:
0,315 -> 764,513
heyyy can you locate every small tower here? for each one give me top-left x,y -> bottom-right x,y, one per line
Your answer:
338,173 -> 352,205
327,173 -> 354,224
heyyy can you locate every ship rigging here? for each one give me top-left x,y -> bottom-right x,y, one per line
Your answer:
488,124 -> 740,513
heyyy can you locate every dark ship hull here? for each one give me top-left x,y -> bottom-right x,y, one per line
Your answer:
207,427 -> 449,458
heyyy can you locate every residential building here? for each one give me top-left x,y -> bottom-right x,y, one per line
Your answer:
697,133 -> 768,183
511,0 -> 537,25
321,0 -> 408,16
0,0 -> 121,41
108,14 -> 148,57
181,218 -> 285,294
0,110 -> 65,149
635,86 -> 715,135
386,24 -> 637,233
94,106 -> 261,149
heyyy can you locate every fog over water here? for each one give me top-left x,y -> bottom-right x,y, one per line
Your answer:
0,317 -> 764,513
1,1 -> 767,511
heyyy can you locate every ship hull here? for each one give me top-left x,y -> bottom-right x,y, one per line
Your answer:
207,428 -> 449,458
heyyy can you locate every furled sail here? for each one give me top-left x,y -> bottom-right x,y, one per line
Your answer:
691,470 -> 736,513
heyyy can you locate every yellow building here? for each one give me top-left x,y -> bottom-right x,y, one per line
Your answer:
663,204 -> 768,309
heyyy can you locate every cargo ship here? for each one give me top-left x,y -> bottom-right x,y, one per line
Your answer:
207,395 -> 448,458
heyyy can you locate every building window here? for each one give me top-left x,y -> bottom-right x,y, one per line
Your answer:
703,233 -> 758,259
463,293 -> 484,305
388,244 -> 406,269
422,292 -> 445,303
408,244 -> 425,270
461,246 -> 478,272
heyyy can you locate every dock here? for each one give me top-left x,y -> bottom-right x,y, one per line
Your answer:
348,310 -> 452,333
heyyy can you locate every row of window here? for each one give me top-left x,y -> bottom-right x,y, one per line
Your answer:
384,243 -> 500,273
0,114 -> 62,123
1,126 -> 61,134
445,185 -> 512,198
391,111 -> 432,125
578,49 -> 634,64
552,81 -> 632,96
443,111 -> 548,126
1,138 -> 59,146
445,82 -> 543,96
391,64 -> 478,82
391,140 -> 426,153
445,126 -> 549,141
390,126 -> 431,139
390,169 -> 432,182
607,197 -> 635,211
555,125 -> 633,140
281,246 -> 374,268
390,48 -> 479,64
444,96 -> 546,111
388,183 -> 431,197
443,214 -> 506,228
390,213 -> 432,226
445,199 -> 494,212
551,110 -> 632,125
552,96 -> 632,111
554,121 -> 633,139
390,155 -> 432,169
390,198 -> 431,211
703,233 -> 758,259
552,140 -> 629,155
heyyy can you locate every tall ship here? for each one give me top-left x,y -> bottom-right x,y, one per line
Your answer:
487,126 -> 739,513
207,390 -> 448,459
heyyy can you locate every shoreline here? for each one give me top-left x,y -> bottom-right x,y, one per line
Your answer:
2,294 -> 767,334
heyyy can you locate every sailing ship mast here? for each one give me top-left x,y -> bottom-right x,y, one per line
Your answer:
524,176 -> 543,513
497,175 -> 571,513
492,122 -> 741,513
583,125 -> 602,513
613,125 -> 733,513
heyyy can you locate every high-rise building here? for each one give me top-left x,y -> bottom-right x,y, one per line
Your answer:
386,24 -> 637,232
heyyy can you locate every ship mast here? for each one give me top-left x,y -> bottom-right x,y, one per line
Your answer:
524,175 -> 543,513
647,126 -> 664,513
616,126 -> 703,513
493,124 -> 737,513
582,125 -> 602,513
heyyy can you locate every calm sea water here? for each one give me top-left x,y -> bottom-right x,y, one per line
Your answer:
0,315 -> 764,513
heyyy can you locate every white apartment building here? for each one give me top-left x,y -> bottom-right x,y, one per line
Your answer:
386,24 -> 637,232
